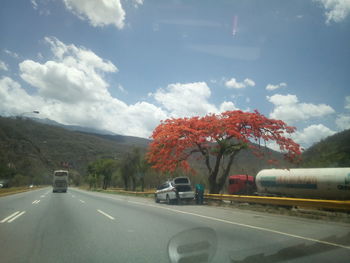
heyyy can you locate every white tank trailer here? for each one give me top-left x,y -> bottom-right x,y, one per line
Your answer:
256,168 -> 350,200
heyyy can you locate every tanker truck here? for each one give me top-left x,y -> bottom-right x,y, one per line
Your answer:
228,168 -> 350,200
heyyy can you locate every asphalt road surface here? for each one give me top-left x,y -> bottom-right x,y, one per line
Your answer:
0,187 -> 349,263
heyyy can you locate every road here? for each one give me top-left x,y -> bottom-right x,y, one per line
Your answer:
0,187 -> 349,263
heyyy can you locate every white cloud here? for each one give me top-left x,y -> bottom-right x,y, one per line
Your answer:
243,78 -> 255,87
345,96 -> 350,110
154,82 -> 221,117
117,84 -> 127,93
266,124 -> 336,150
0,60 -> 8,71
335,96 -> 350,130
267,94 -> 335,123
29,0 -> 51,15
1,74 -> 165,138
225,78 -> 244,89
63,0 -> 126,29
267,94 -> 298,105
2,37 -> 167,138
314,0 -> 350,23
31,0 -> 38,10
0,77 -> 44,115
292,124 -> 336,147
132,0 -> 144,8
19,37 -> 117,104
335,114 -> 350,130
3,49 -> 19,59
225,78 -> 255,89
266,82 -> 287,91
219,101 -> 239,112
1,37 -> 241,138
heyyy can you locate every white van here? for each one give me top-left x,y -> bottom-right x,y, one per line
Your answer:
155,177 -> 195,204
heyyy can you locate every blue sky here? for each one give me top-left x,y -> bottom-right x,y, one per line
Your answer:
0,0 -> 350,149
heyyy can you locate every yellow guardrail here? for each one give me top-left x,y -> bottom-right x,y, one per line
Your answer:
204,194 -> 350,211
104,189 -> 155,195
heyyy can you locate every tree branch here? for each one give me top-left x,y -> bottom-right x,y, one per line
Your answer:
196,143 -> 212,174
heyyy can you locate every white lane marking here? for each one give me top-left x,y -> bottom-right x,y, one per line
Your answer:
7,211 -> 26,223
1,211 -> 20,223
159,207 -> 350,250
97,209 -> 115,220
32,200 -> 41,204
79,199 -> 85,203
98,196 -> 350,251
40,195 -> 45,198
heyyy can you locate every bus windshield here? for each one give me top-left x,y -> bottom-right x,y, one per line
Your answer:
55,172 -> 68,177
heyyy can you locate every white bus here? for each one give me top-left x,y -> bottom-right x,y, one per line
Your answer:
53,170 -> 68,193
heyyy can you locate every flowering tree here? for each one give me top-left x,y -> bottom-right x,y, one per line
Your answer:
147,110 -> 302,194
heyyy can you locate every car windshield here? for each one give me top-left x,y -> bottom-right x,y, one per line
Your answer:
1,1 -> 350,263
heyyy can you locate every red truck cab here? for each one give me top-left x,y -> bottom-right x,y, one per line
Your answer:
228,175 -> 256,195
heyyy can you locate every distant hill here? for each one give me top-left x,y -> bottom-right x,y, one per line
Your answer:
301,129 -> 350,167
0,117 -> 149,186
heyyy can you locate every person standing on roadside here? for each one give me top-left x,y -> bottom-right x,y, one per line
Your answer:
195,183 -> 204,205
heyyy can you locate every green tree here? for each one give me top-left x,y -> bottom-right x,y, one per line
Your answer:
87,159 -> 118,190
119,147 -> 150,191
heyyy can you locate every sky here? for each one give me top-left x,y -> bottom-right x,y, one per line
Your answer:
0,0 -> 350,150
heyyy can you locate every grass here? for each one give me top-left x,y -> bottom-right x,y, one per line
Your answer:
0,186 -> 45,197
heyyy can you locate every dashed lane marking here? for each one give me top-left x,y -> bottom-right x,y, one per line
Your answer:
79,199 -> 85,203
0,211 -> 26,223
97,209 -> 115,220
7,211 -> 26,223
1,211 -> 20,223
32,200 -> 40,204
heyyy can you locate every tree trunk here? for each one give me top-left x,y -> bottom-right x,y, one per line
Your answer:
123,175 -> 128,190
140,177 -> 144,192
131,176 -> 136,191
207,151 -> 240,194
208,172 -> 220,194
